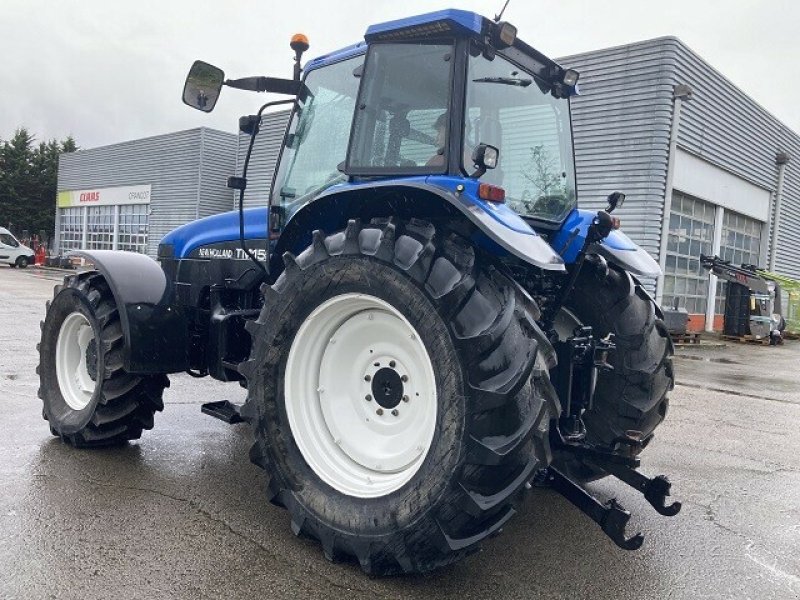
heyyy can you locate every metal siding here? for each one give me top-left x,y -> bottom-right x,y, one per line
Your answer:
666,39 -> 800,279
235,110 -> 291,210
198,128 -> 238,219
557,39 -> 678,288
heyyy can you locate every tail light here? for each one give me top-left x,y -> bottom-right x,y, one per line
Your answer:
478,183 -> 505,203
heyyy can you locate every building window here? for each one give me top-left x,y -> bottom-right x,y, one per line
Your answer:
714,210 -> 763,314
86,206 -> 115,250
118,204 -> 149,254
59,207 -> 84,252
663,191 -> 715,314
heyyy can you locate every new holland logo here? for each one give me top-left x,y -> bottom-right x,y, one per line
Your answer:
197,247 -> 268,261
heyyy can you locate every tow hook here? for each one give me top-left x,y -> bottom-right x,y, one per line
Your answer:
547,467 -> 644,550
548,433 -> 682,549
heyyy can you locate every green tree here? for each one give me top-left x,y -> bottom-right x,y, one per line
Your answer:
0,128 -> 78,242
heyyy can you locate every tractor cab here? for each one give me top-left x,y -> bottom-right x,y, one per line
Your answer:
272,10 -> 580,228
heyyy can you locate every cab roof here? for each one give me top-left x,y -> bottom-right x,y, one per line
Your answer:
305,9 -> 494,72
304,8 -> 566,84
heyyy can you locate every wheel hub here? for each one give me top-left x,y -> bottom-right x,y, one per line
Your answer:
371,367 -> 403,409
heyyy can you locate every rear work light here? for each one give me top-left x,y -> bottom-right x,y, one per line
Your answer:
478,183 -> 505,203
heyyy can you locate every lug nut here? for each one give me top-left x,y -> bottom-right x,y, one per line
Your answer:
364,375 -> 371,382
389,360 -> 396,368
402,395 -> 409,402
401,375 -> 408,382
391,409 -> 399,417
365,394 -> 372,401
376,408 -> 384,416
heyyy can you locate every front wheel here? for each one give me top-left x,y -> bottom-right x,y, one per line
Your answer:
38,273 -> 169,446
239,219 -> 554,574
16,256 -> 30,268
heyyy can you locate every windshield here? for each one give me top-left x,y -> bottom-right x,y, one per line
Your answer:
464,53 -> 577,222
0,233 -> 19,247
273,55 -> 364,218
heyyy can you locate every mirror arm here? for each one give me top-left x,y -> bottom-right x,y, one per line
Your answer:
470,165 -> 487,179
225,77 -> 268,92
225,76 -> 307,96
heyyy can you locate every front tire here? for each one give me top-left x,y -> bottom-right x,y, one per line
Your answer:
38,273 -> 169,447
16,256 -> 30,268
239,219 -> 554,574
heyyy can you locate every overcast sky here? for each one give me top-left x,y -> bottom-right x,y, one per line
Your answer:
2,0 -> 798,149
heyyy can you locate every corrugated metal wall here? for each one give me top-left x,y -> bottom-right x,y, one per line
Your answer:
665,39 -> 800,280
235,110 -> 290,210
560,37 -> 800,281
557,39 -> 677,264
57,127 -> 236,257
198,128 -> 238,220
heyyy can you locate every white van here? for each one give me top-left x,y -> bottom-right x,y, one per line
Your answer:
0,227 -> 36,268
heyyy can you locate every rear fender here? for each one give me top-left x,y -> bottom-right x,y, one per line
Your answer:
71,250 -> 189,374
552,208 -> 661,279
273,178 -> 566,273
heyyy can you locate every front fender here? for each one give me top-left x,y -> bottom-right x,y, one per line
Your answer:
277,177 -> 566,272
71,250 -> 189,374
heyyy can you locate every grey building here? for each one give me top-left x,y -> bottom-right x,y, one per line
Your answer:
562,37 -> 799,330
56,38 -> 800,332
55,127 -> 236,258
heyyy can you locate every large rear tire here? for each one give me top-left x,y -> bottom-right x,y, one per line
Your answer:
556,263 -> 674,481
239,218 -> 555,575
38,273 -> 169,447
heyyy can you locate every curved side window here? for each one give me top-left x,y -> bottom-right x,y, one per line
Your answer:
273,55 -> 364,219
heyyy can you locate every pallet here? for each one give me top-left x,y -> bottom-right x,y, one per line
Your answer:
721,334 -> 770,345
670,332 -> 702,345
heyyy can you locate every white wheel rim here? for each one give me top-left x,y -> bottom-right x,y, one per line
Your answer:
55,312 -> 96,411
285,293 -> 438,498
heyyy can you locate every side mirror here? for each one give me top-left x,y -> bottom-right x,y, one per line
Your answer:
606,191 -> 625,213
183,60 -> 224,112
471,143 -> 500,177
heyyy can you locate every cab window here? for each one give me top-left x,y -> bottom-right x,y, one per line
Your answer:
464,52 -> 577,222
347,42 -> 454,173
275,54 -> 364,218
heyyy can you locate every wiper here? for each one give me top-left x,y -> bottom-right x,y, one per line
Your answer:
472,76 -> 532,87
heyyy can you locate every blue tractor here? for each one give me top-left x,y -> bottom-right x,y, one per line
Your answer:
38,10 -> 678,574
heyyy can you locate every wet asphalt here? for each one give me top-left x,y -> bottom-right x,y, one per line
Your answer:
1,265 -> 798,599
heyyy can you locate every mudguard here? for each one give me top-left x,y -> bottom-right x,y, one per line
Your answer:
551,208 -> 661,279
71,250 -> 189,374
281,176 -> 567,272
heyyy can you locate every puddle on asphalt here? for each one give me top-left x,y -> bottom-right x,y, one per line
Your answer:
674,355 -> 740,364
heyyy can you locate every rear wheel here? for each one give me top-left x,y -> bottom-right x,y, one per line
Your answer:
38,273 -> 169,447
239,218 -> 555,574
555,263 -> 674,481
